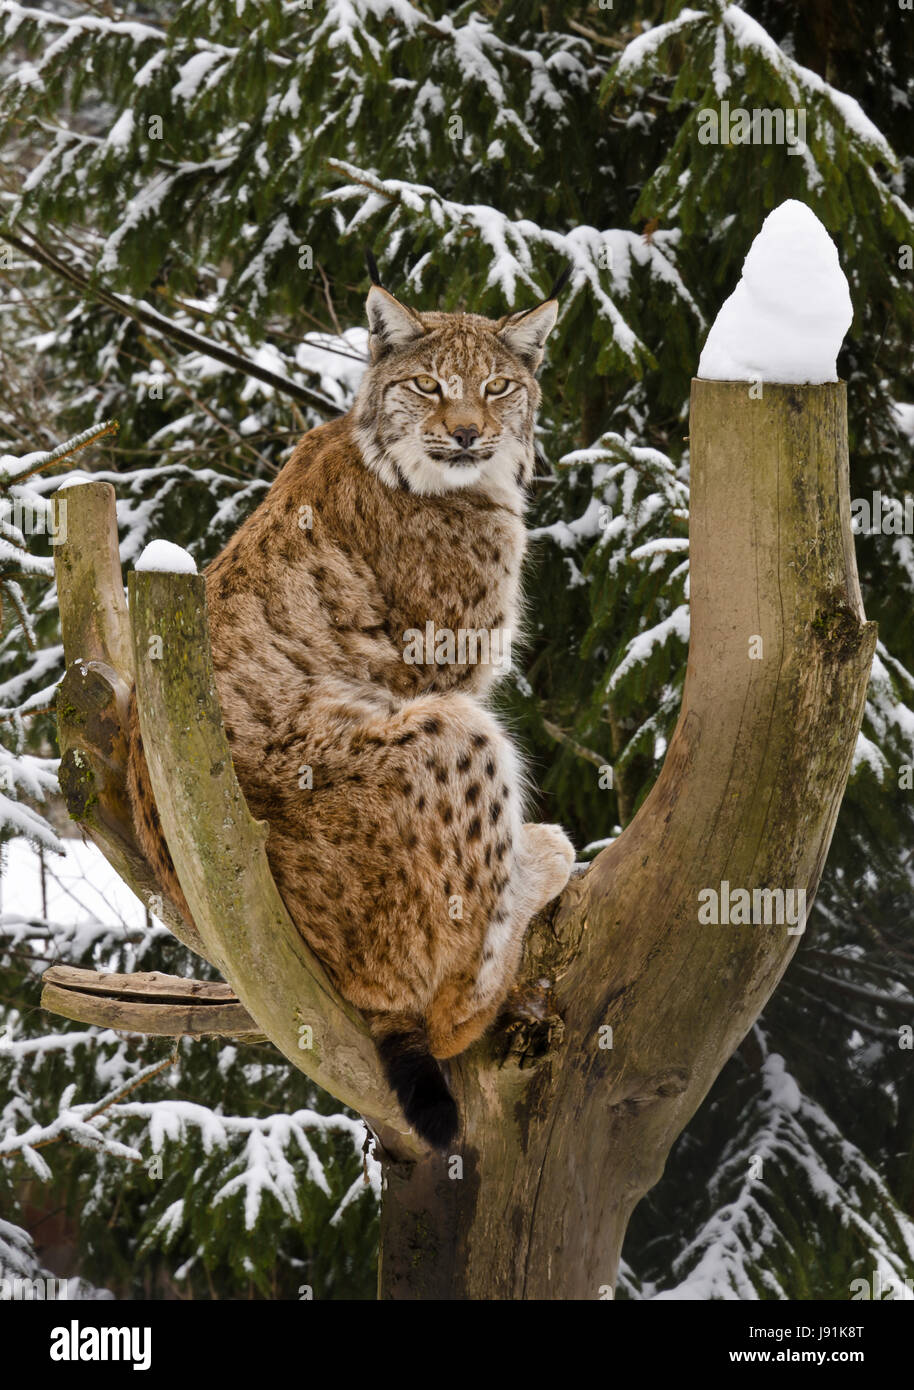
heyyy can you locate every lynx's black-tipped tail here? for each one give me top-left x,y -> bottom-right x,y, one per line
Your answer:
370,1016 -> 458,1152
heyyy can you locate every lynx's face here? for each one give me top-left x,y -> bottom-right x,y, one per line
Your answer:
353,287 -> 558,503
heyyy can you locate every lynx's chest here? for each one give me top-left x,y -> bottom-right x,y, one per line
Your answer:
371,492 -> 527,684
206,430 -> 529,702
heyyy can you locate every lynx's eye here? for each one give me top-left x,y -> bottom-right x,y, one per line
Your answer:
412,374 -> 440,394
485,377 -> 512,396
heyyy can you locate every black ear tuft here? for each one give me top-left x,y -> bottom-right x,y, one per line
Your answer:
545,264 -> 572,302
365,249 -> 382,287
503,263 -> 573,324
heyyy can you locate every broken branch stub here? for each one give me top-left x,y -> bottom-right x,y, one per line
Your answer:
128,569 -> 419,1156
54,483 -> 133,676
41,966 -> 263,1039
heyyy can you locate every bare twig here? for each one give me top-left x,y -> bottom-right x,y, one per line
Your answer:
3,228 -> 341,419
316,261 -> 344,338
566,19 -> 626,51
135,335 -> 278,476
541,718 -> 608,770
3,420 -> 119,485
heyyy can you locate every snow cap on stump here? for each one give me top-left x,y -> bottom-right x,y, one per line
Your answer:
698,199 -> 853,384
135,539 -> 198,574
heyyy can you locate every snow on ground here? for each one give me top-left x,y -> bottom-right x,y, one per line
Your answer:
698,200 -> 852,383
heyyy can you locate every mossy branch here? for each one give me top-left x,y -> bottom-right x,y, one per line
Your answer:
52,483 -> 207,957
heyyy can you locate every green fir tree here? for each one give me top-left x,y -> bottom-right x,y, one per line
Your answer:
1,0 -> 912,1298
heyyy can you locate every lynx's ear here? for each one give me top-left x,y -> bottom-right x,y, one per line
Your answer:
496,298 -> 559,369
366,285 -> 426,360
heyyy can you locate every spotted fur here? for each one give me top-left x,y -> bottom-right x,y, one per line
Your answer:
126,286 -> 575,1149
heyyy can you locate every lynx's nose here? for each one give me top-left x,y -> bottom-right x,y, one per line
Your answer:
451,425 -> 479,449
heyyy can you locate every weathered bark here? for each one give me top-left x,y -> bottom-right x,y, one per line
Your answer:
49,381 -> 874,1299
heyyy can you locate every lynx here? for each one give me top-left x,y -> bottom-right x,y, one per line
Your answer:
126,280 -> 575,1149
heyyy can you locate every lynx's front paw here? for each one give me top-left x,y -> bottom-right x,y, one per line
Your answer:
520,822 -> 575,911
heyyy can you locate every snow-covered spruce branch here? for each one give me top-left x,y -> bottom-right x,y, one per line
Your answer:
0,905 -> 165,961
116,1100 -> 381,1230
646,1048 -> 914,1301
0,1053 -> 177,1173
1,1073 -> 381,1231
323,158 -> 703,368
608,4 -> 897,167
533,427 -> 912,792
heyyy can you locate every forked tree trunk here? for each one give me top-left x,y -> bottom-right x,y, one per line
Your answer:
377,380 -> 875,1298
50,380 -> 875,1300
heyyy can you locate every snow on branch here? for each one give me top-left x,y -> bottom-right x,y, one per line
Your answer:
647,1047 -> 914,1301
325,160 -> 702,366
310,0 -> 587,117
0,0 -> 161,47
609,3 -> 900,169
112,1100 -> 380,1229
0,1073 -> 380,1232
2,229 -> 340,417
0,1055 -> 175,1176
